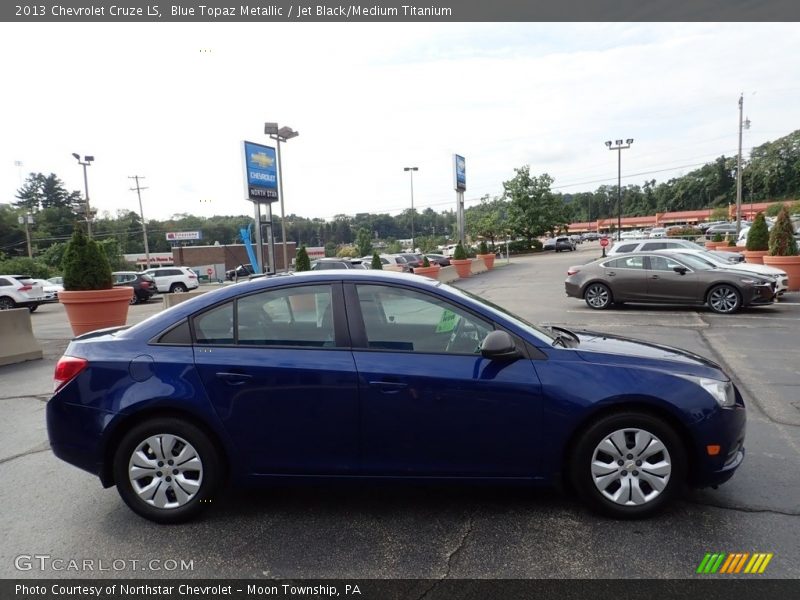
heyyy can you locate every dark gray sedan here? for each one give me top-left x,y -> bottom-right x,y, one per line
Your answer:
565,252 -> 776,314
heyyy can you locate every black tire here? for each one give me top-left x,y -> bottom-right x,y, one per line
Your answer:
28,304 -> 38,313
584,282 -> 613,310
0,297 -> 15,310
707,284 -> 742,314
170,283 -> 188,293
570,412 -> 686,519
113,418 -> 222,524
130,294 -> 140,305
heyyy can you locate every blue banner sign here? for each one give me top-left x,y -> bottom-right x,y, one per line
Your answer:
242,141 -> 278,202
454,154 -> 466,191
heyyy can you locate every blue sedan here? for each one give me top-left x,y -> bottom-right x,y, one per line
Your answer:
47,271 -> 745,523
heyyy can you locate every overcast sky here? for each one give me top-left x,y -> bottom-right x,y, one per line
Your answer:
1,22 -> 798,222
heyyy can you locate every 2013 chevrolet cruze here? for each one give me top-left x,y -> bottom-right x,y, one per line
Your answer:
47,271 -> 745,523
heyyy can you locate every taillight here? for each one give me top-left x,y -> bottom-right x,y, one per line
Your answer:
19,285 -> 32,292
140,281 -> 151,288
567,267 -> 580,276
53,356 -> 88,393
188,274 -> 197,279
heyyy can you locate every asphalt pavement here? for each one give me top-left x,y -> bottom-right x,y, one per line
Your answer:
1,248 -> 798,579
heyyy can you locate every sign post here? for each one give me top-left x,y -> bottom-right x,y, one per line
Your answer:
453,154 -> 466,245
242,141 -> 279,274
600,236 -> 609,257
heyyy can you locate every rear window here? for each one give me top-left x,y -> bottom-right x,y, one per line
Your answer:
614,243 -> 638,253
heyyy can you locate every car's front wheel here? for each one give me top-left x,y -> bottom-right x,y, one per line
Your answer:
584,282 -> 612,310
113,418 -> 222,523
707,284 -> 741,314
570,412 -> 686,519
170,283 -> 188,293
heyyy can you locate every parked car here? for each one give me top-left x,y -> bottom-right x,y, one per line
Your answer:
47,270 -> 746,523
29,278 -> 63,303
395,253 -> 423,270
607,238 -> 744,263
649,227 -> 667,238
663,249 -> 790,296
581,232 -> 600,241
112,271 -> 157,305
554,236 -> 576,252
425,253 -> 451,267
0,275 -> 45,311
143,267 -> 199,293
543,238 -> 557,251
311,258 -> 367,270
705,222 -> 749,240
372,254 -> 410,271
225,264 -> 256,280
565,251 -> 775,314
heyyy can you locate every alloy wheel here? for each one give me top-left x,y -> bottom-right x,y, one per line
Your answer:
708,285 -> 740,314
585,284 -> 611,309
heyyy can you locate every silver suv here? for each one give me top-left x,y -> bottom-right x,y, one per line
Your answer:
142,267 -> 199,293
0,275 -> 45,312
607,238 -> 744,263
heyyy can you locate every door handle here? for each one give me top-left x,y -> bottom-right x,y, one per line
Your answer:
369,380 -> 408,394
606,271 -> 616,277
215,372 -> 253,385
650,275 -> 660,280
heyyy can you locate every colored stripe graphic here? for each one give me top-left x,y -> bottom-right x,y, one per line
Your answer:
699,552 -> 773,574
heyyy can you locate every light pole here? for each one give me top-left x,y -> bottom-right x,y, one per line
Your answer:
404,167 -> 418,252
735,94 -> 751,236
265,122 -> 299,272
605,139 -> 633,241
18,214 -> 34,258
72,153 -> 94,238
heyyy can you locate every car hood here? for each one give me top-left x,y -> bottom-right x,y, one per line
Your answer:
572,330 -> 725,377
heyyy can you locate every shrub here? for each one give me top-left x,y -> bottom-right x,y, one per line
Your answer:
421,255 -> 430,267
746,213 -> 769,251
371,252 -> 383,270
712,232 -> 724,243
768,207 -> 799,256
453,242 -> 467,260
62,227 -> 113,291
0,257 -> 51,279
478,240 -> 489,254
295,246 -> 311,271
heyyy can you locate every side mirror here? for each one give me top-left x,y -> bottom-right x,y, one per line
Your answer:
673,266 -> 688,275
480,330 -> 521,361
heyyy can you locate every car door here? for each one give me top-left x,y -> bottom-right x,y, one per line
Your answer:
601,256 -> 649,301
192,283 -> 360,475
645,255 -> 699,303
346,282 -> 543,477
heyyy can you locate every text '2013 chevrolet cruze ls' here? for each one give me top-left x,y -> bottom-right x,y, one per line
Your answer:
47,271 -> 745,523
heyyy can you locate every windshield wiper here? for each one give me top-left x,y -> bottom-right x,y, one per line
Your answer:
547,325 -> 580,348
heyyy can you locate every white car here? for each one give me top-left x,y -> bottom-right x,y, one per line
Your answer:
29,278 -> 63,302
142,266 -> 199,293
661,248 -> 790,296
0,275 -> 45,312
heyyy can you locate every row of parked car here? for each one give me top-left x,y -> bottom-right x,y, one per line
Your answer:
310,253 -> 453,272
565,237 -> 789,314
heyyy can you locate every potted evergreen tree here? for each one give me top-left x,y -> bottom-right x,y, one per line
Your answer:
295,246 -> 311,271
762,207 -> 800,291
451,242 -> 472,278
59,226 -> 133,336
476,240 -> 496,269
743,212 -> 769,264
412,254 -> 440,278
371,252 -> 383,270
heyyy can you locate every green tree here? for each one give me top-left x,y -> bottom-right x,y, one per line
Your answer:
503,168 -> 566,244
0,257 -> 51,279
355,227 -> 373,257
746,213 -> 769,251
768,207 -> 798,256
466,196 -> 506,247
371,252 -> 383,270
61,227 -> 113,290
295,246 -> 311,271
453,242 -> 467,260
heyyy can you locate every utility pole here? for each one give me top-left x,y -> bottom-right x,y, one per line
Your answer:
129,176 -> 151,269
605,139 -> 634,241
735,94 -> 751,236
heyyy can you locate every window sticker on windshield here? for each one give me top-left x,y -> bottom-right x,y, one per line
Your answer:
436,310 -> 460,333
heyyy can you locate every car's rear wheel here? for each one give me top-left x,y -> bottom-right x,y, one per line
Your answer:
170,283 -> 187,293
707,284 -> 741,314
570,412 -> 686,519
113,418 -> 221,523
0,297 -> 15,310
28,305 -> 38,313
129,294 -> 140,305
584,283 -> 612,310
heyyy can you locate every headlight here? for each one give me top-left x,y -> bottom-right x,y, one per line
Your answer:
739,278 -> 757,285
682,376 -> 736,407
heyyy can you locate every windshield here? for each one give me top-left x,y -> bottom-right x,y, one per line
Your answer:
674,253 -> 716,271
452,286 -> 557,343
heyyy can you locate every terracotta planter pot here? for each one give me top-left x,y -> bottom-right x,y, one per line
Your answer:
704,241 -> 718,250
413,265 -> 441,278
59,287 -> 133,336
762,255 -> 800,291
451,259 -> 472,278
715,244 -> 739,253
742,250 -> 768,265
477,253 -> 496,269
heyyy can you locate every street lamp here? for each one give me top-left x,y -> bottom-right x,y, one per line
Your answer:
605,139 -> 633,241
72,153 -> 95,238
404,167 -> 418,252
735,94 -> 751,236
265,122 -> 299,272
